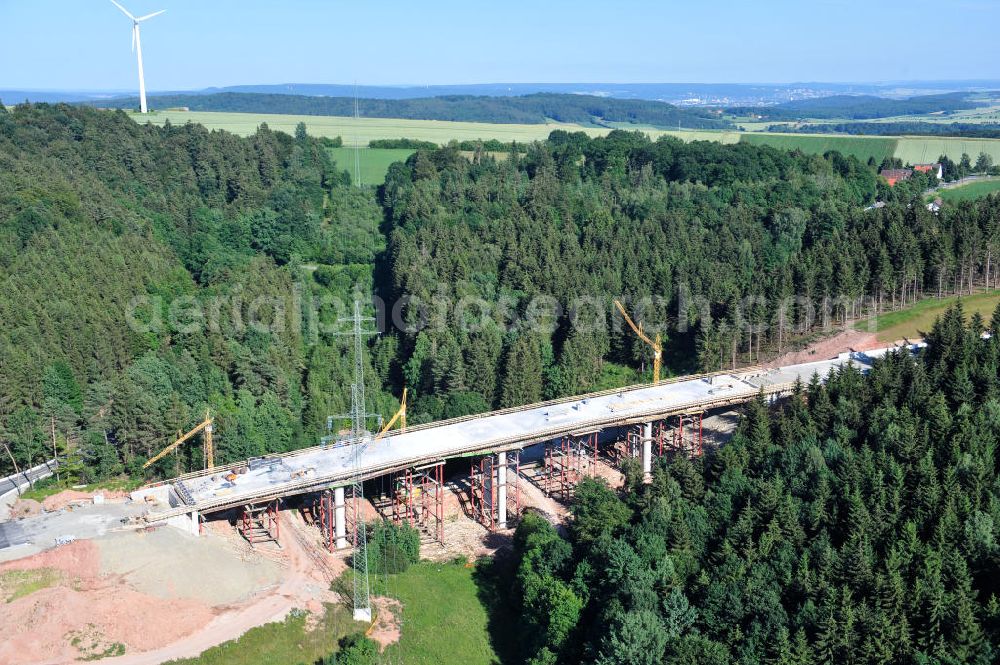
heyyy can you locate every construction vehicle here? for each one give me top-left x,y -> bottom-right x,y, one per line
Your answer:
614,300 -> 662,385
373,388 -> 407,442
143,410 -> 215,470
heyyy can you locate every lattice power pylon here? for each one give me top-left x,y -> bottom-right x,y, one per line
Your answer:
328,300 -> 380,623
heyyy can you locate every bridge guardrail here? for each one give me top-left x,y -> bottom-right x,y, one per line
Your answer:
145,380 -> 794,521
147,365 -> 764,489
0,459 -> 60,502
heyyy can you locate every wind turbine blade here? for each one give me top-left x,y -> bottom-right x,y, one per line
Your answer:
131,25 -> 136,52
108,0 -> 135,21
136,9 -> 166,21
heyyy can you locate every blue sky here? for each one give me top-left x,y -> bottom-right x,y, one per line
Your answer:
0,0 -> 997,90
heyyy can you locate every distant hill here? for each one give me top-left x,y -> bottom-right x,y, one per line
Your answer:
87,92 -> 734,129
729,91 -> 991,120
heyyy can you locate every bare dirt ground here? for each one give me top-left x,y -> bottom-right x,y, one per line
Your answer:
0,507 -> 352,665
764,328 -> 882,368
41,489 -> 126,513
367,596 -> 402,651
0,539 -> 215,665
102,509 -> 347,665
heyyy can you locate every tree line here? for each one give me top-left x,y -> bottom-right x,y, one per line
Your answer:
0,104 -> 395,480
377,129 -> 1000,422
491,302 -> 1000,664
89,92 -> 733,129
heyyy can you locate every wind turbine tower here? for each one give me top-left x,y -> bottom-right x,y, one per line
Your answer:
109,1 -> 165,114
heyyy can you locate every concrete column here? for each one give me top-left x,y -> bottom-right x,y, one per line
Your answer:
642,422 -> 653,483
334,486 -> 347,549
497,451 -> 508,529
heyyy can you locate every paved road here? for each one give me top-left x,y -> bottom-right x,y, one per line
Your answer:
0,459 -> 60,502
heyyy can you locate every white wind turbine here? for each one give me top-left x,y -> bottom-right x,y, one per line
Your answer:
109,0 -> 165,114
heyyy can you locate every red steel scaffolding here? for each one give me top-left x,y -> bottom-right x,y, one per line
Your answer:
238,500 -> 280,547
470,451 -> 521,531
668,412 -> 704,457
543,431 -> 598,500
389,463 -> 445,545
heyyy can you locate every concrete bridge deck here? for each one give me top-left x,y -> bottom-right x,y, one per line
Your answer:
140,345 -> 914,523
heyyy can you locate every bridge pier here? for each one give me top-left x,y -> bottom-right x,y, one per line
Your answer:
471,451 -> 520,531
642,422 -> 653,483
334,486 -> 348,549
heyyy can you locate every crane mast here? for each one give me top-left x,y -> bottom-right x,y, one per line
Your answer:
614,300 -> 663,385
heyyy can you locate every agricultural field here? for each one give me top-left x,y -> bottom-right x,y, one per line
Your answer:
856,290 -> 1000,342
740,133 -> 898,163
895,136 -> 1000,165
328,147 -> 415,185
132,110 -> 606,146
129,110 -> 1000,170
937,178 -> 1000,203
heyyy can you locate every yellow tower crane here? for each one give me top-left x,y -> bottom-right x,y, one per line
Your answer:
143,410 -> 215,470
373,388 -> 407,442
614,300 -> 662,385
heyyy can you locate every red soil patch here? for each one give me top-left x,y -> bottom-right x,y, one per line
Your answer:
0,539 -> 100,579
0,540 -> 214,664
8,498 -> 42,520
765,328 -> 881,368
41,489 -> 126,512
367,596 -> 402,651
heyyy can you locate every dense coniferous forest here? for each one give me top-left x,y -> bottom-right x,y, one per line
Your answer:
0,103 -> 395,479
89,92 -> 733,129
492,304 -> 1000,665
3,104 -> 1000,492
379,129 -> 1000,420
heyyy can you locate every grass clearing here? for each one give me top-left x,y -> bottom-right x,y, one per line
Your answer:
164,603 -> 364,665
0,568 -> 62,603
938,178 -> 1000,203
382,561 -> 497,665
740,133 -> 898,163
855,290 -> 1000,342
327,147 -> 415,185
17,475 -> 144,502
895,136 -> 1000,165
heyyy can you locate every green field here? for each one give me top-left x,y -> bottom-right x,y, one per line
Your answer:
133,110 -> 607,146
129,110 -> 1000,168
856,290 -> 1000,342
382,561 -> 497,665
895,136 -> 1000,165
165,603 -> 363,665
328,147 -> 415,185
740,133 -> 898,163
166,560 -> 496,665
938,178 -> 1000,203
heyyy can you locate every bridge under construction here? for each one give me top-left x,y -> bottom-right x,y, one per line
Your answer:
135,344 -> 917,543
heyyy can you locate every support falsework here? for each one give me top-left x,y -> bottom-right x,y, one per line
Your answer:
543,431 -> 598,500
238,500 -> 280,547
471,451 -> 521,531
388,464 -> 445,546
